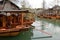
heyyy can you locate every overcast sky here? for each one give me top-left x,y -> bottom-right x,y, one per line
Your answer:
27,0 -> 59,8
28,0 -> 60,8
11,0 -> 60,9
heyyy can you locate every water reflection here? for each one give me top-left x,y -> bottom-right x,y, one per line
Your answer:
0,29 -> 33,40
32,18 -> 60,37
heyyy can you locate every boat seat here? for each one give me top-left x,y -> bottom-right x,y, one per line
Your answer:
6,14 -> 19,28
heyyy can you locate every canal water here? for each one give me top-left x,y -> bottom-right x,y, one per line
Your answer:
0,18 -> 60,40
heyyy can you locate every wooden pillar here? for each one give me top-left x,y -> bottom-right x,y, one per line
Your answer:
21,12 -> 24,26
18,13 -> 21,25
3,16 -> 6,28
18,13 -> 19,24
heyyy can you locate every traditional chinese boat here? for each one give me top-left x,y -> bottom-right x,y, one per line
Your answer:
0,10 -> 32,36
0,0 -> 35,36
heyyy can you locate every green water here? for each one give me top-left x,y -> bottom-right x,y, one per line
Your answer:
0,29 -> 33,40
0,18 -> 60,40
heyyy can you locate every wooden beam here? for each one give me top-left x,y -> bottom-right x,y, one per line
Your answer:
0,10 -> 29,13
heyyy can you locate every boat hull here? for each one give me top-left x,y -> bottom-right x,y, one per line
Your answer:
0,32 -> 19,36
37,15 -> 60,19
0,25 -> 31,36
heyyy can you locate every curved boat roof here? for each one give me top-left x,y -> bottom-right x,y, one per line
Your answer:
0,0 -> 21,9
9,0 -> 21,9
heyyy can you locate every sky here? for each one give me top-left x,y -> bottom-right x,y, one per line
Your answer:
27,0 -> 55,8
27,0 -> 60,8
27,0 -> 43,8
11,0 -> 60,9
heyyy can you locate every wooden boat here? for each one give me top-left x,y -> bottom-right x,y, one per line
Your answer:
37,11 -> 60,19
38,14 -> 57,19
0,0 -> 35,36
0,10 -> 33,36
37,4 -> 60,19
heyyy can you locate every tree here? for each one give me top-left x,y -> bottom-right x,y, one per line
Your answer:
21,0 -> 31,8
